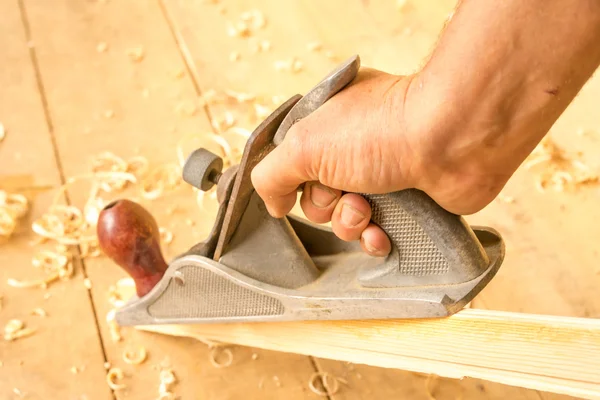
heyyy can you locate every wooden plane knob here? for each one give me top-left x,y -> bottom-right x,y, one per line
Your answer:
97,199 -> 168,297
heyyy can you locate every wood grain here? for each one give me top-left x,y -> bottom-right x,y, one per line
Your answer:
140,309 -> 600,399
0,1 -> 112,399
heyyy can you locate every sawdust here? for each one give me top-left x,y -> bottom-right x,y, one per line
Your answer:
524,136 -> 599,192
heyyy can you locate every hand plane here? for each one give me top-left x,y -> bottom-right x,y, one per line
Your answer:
97,55 -> 505,327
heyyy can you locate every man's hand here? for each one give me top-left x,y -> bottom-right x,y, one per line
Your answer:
251,0 -> 600,257
252,69 -> 416,257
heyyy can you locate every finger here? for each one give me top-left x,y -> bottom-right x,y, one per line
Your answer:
331,193 -> 372,242
251,136 -> 312,218
299,182 -> 341,224
360,223 -> 392,257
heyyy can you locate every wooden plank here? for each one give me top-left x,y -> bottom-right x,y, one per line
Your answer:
21,0 -> 325,398
140,309 -> 600,399
0,1 -> 112,399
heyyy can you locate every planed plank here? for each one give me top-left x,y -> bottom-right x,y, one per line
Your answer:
0,1 -> 112,399
141,309 -> 600,399
20,0 -> 325,398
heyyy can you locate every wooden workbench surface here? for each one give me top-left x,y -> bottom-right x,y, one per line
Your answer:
1,0 -> 598,399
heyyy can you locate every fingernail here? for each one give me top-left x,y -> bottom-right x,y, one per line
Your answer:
310,184 -> 337,208
362,237 -> 385,257
340,203 -> 366,227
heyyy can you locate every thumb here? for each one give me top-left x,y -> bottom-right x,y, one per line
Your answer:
251,135 -> 314,218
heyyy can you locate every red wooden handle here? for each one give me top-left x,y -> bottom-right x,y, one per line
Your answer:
97,199 -> 167,297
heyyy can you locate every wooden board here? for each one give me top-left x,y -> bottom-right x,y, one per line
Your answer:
0,1 -> 112,399
141,309 -> 600,399
20,0 -> 325,398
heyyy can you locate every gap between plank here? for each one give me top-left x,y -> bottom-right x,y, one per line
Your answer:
157,0 -> 217,129
309,356 -> 334,400
17,1 -> 115,398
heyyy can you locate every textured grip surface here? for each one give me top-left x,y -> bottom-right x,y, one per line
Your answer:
359,189 -> 489,287
365,193 -> 449,276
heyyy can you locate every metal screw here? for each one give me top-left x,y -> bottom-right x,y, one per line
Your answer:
173,271 -> 185,286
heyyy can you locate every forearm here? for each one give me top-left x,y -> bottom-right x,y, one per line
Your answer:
410,0 -> 600,177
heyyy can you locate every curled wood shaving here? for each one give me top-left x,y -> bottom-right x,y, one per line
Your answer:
0,191 -> 29,241
8,247 -> 72,289
123,347 -> 147,365
106,367 -> 126,390
211,111 -> 236,133
140,164 -> 182,200
209,346 -> 233,368
308,372 -> 341,396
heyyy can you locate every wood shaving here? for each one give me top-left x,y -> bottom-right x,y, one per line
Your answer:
104,109 -> 114,119
123,347 -> 147,365
140,164 -> 182,200
273,375 -> 281,388
4,319 -> 36,342
324,50 -> 337,60
8,247 -> 72,289
106,367 -> 126,390
0,190 -> 29,241
211,111 -> 236,133
209,346 -> 233,368
0,122 -> 5,141
226,21 -> 251,37
308,372 -> 341,396
251,353 -> 258,360
158,368 -> 177,399
306,42 -> 323,52
224,90 -> 255,103
524,137 -> 599,192
175,101 -> 198,116
274,58 -> 304,73
106,309 -> 122,342
31,308 -> 47,317
127,47 -> 145,62
96,42 -> 108,53
5,319 -> 24,335
227,10 -> 266,37
159,227 -> 173,244
84,278 -> 92,289
497,195 -> 515,204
